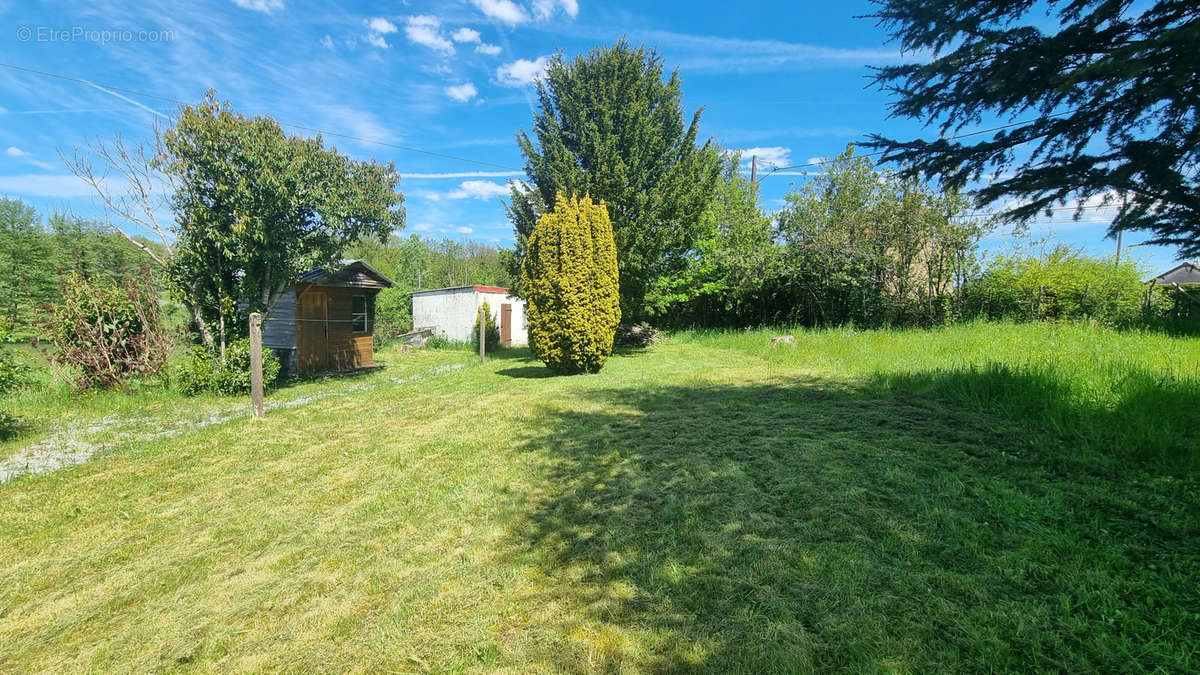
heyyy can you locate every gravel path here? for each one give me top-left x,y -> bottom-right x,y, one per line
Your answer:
0,362 -> 465,484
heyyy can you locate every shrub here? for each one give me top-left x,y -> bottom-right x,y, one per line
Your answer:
41,267 -> 172,391
522,193 -> 621,373
178,338 -> 281,396
965,247 -> 1145,326
0,336 -> 30,395
0,409 -> 23,440
472,301 -> 502,352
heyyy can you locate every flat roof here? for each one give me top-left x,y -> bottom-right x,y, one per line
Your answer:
410,284 -> 513,296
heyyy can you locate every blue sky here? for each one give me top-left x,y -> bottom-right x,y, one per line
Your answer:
0,0 -> 1182,274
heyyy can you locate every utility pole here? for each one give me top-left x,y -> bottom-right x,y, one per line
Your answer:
750,154 -> 758,183
1116,230 -> 1123,265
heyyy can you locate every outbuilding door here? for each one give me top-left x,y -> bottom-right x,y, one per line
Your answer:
298,290 -> 328,372
501,303 -> 512,346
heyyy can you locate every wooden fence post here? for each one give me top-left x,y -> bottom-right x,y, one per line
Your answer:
249,312 -> 265,419
479,305 -> 486,363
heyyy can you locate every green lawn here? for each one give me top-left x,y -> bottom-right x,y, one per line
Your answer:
1,323 -> 1197,672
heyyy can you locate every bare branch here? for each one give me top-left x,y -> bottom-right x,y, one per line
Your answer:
59,127 -> 177,265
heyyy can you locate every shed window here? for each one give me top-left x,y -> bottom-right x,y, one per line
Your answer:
352,295 -> 369,333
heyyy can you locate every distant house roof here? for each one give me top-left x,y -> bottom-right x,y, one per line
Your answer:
298,259 -> 395,288
410,284 -> 513,296
1151,262 -> 1200,285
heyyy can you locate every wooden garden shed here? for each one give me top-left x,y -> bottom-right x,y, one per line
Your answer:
261,260 -> 394,374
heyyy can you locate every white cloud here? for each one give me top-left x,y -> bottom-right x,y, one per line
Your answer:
445,82 -> 478,102
419,180 -> 512,201
532,0 -> 578,20
470,0 -> 528,25
0,106 -> 7,114
454,225 -> 474,234
367,17 -> 398,34
320,34 -> 334,50
232,0 -> 283,13
405,15 -> 454,54
452,27 -> 481,43
496,56 -> 549,87
736,147 -> 791,167
475,43 -> 502,56
363,17 -> 398,49
451,180 -> 510,200
5,146 -> 31,157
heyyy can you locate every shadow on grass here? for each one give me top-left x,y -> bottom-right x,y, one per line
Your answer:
506,371 -> 1199,672
496,366 -> 556,379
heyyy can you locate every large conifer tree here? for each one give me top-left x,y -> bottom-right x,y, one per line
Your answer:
868,0 -> 1200,257
507,42 -> 721,320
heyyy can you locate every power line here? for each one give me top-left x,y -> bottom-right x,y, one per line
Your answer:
0,61 -> 521,171
755,109 -> 1079,180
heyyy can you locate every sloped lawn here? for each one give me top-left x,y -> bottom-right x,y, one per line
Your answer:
1,324 -> 1197,672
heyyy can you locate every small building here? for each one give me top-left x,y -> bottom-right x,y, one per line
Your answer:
411,285 -> 527,346
1151,262 -> 1200,285
261,259 -> 395,374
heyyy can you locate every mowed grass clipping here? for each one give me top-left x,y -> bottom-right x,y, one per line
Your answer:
1,323 -> 1198,672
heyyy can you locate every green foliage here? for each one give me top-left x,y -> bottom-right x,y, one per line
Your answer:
522,194 -> 621,373
508,41 -> 721,320
868,0 -> 1200,257
0,198 -> 163,338
177,338 -> 281,396
966,246 -> 1146,325
162,91 -> 405,351
0,349 -> 30,396
345,233 -> 516,337
775,147 -> 981,327
472,301 -> 501,352
0,408 -> 23,440
647,151 -> 779,327
41,268 -> 171,391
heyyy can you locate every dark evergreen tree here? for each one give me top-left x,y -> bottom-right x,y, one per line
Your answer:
507,41 -> 721,320
867,0 -> 1200,257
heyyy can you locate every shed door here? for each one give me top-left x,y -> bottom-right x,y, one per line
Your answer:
298,290 -> 328,372
501,303 -> 512,346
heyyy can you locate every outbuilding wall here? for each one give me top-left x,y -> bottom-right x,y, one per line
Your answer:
412,286 -> 527,346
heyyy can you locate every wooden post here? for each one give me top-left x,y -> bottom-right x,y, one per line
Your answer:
750,154 -> 758,183
478,305 -> 486,363
249,312 -> 265,419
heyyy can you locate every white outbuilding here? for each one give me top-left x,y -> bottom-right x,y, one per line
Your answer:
411,285 -> 528,346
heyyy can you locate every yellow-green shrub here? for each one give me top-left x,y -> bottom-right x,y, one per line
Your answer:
521,194 -> 621,373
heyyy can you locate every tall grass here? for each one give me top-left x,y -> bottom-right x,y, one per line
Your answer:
672,321 -> 1200,469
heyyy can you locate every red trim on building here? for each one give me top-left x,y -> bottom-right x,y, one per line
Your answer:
473,285 -> 510,294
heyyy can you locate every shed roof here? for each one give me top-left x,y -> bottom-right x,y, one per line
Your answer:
298,259 -> 395,288
410,284 -> 513,296
1152,262 -> 1200,285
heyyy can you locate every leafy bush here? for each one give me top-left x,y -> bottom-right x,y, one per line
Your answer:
178,338 -> 281,396
472,301 -> 502,352
522,193 -> 621,373
965,247 -> 1145,326
41,267 -> 172,391
0,409 -> 23,440
0,336 -> 30,395
373,287 -> 413,348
